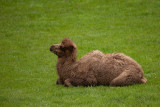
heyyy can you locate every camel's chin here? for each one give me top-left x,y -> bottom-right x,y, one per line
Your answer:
50,50 -> 56,54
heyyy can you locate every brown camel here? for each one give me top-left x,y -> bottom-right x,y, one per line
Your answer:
50,38 -> 147,87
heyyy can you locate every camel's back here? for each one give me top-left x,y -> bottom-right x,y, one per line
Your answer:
76,50 -> 143,85
93,53 -> 143,85
78,50 -> 104,62
77,50 -> 140,68
75,50 -> 104,73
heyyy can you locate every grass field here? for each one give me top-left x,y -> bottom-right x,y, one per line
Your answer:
0,0 -> 160,106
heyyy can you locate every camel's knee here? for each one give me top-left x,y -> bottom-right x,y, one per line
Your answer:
64,79 -> 73,87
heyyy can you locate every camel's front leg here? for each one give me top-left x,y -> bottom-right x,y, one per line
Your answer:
64,77 -> 97,87
56,77 -> 64,85
64,78 -> 86,87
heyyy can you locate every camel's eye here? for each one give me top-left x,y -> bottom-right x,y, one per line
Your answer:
60,46 -> 64,50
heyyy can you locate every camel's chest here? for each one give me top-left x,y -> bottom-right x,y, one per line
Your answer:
56,64 -> 72,81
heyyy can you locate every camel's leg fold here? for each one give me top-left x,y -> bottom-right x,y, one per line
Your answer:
110,67 -> 144,86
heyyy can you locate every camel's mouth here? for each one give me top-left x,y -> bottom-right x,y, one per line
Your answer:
50,46 -> 56,53
50,49 -> 56,54
50,50 -> 58,56
50,47 -> 60,57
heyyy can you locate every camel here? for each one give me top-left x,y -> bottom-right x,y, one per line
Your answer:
50,38 -> 147,87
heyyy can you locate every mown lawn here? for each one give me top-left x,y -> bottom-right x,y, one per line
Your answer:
0,0 -> 160,106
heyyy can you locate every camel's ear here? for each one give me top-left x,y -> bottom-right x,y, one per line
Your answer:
71,44 -> 77,50
68,45 -> 75,51
70,45 -> 77,61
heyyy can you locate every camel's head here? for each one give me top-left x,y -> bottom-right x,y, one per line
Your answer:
50,38 -> 77,59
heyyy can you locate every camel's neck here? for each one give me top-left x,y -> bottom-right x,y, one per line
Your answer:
57,50 -> 77,66
56,56 -> 76,78
57,57 -> 75,65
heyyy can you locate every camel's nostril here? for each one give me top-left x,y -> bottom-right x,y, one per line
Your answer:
50,47 -> 53,51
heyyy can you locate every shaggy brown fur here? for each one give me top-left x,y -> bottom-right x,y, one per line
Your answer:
50,38 -> 147,87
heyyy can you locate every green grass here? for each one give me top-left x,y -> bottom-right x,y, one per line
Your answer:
0,0 -> 160,106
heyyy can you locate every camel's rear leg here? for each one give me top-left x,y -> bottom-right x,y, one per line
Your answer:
110,68 -> 145,86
